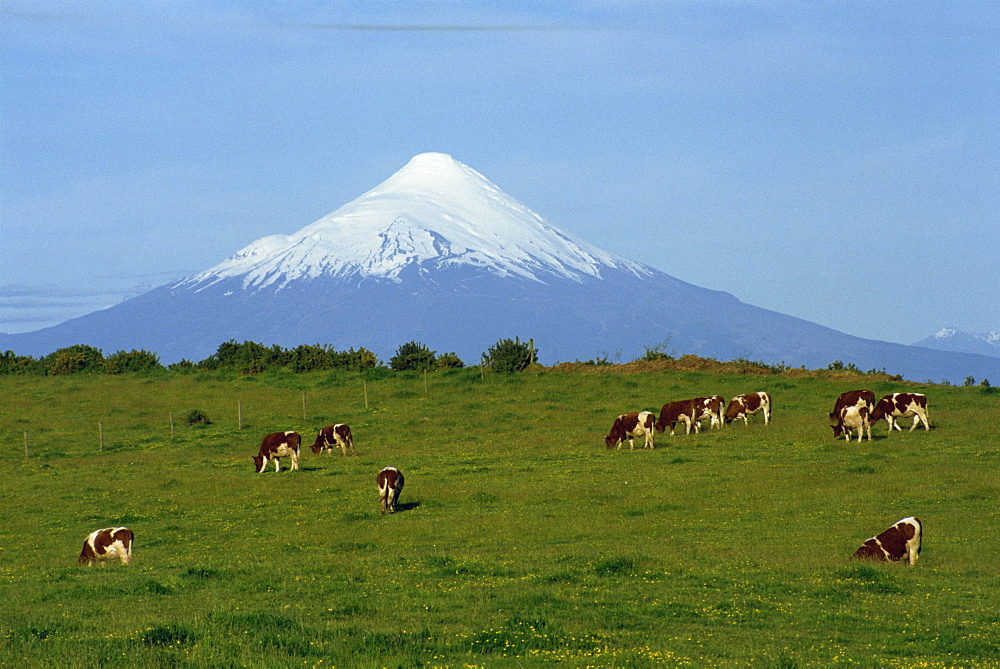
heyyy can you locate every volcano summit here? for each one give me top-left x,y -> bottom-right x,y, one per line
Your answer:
3,153 -> 999,383
183,152 -> 650,290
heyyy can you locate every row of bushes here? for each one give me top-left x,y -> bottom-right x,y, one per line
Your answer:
0,337 -> 539,377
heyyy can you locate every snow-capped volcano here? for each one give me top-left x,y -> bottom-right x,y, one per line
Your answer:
4,151 -> 1000,384
181,152 -> 649,292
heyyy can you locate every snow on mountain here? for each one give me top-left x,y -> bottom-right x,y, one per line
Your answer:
4,151 -> 1000,384
180,152 -> 651,292
914,327 -> 1000,359
933,327 -> 959,339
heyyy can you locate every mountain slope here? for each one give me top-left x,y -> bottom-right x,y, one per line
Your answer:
3,153 -> 999,384
912,328 -> 1000,359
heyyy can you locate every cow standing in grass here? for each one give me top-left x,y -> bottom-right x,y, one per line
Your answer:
724,392 -> 772,426
655,399 -> 700,436
852,517 -> 922,566
605,411 -> 656,450
837,404 -> 872,442
311,424 -> 356,456
695,395 -> 726,430
253,431 -> 301,473
830,390 -> 875,439
377,467 -> 404,515
870,393 -> 930,434
78,527 -> 133,566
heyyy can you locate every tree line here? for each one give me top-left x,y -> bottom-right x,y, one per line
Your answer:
0,337 -> 538,376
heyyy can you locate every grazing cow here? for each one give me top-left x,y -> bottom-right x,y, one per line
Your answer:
829,390 -> 875,439
377,467 -> 404,515
695,395 -> 726,430
837,404 -> 871,442
655,399 -> 700,436
78,527 -> 133,566
870,393 -> 930,433
253,431 -> 301,473
724,392 -> 772,426
311,423 -> 356,456
605,410 -> 656,450
852,517 -> 922,566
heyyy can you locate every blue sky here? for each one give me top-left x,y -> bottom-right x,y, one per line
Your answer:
2,1 -> 998,345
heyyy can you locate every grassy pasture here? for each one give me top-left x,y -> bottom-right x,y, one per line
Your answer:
1,367 -> 998,667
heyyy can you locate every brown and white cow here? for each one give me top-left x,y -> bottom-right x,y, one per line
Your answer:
655,399 -> 700,436
852,516 -> 922,566
253,431 -> 301,473
78,527 -> 133,566
311,423 -> 356,456
870,393 -> 930,433
605,411 -> 656,450
830,389 -> 875,439
694,395 -> 726,430
724,392 -> 771,426
377,467 -> 405,515
837,404 -> 871,442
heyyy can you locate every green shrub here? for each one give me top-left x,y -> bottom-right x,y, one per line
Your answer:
481,337 -> 536,373
436,352 -> 464,369
0,350 -> 41,374
198,340 -> 286,373
182,409 -> 211,425
104,349 -> 163,374
43,345 -> 105,375
390,341 -> 436,371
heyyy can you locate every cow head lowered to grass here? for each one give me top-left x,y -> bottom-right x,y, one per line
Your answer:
253,431 -> 301,473
852,517 -> 922,566
605,411 -> 656,450
311,423 -> 356,456
78,527 -> 133,566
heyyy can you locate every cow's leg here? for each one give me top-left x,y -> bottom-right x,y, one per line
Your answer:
909,414 -> 920,431
907,541 -> 919,566
628,435 -> 635,450
274,458 -> 281,472
291,452 -> 299,471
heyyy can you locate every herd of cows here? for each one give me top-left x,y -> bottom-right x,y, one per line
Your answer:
77,390 -> 931,568
601,389 -> 930,566
604,390 -> 931,450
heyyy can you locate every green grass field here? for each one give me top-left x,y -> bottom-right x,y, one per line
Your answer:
2,366 -> 998,667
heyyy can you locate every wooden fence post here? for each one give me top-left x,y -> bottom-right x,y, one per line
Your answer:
169,412 -> 175,439
302,392 -> 307,420
238,401 -> 243,431
24,431 -> 29,459
99,421 -> 104,452
363,380 -> 369,409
